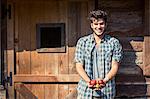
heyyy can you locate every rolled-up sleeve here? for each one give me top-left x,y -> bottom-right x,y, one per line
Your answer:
74,38 -> 85,65
112,39 -> 123,63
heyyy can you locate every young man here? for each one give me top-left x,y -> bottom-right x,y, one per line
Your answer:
75,10 -> 123,99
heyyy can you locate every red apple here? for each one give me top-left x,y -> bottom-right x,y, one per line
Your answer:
89,80 -> 96,86
98,80 -> 105,85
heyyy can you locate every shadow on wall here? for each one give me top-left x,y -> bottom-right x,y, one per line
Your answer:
65,32 -> 148,99
113,34 -> 147,98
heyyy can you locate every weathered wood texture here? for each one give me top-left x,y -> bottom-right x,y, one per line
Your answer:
99,0 -> 144,34
13,74 -> 80,82
143,0 -> 150,76
15,83 -> 37,99
98,0 -> 145,76
6,0 -> 150,98
0,0 -> 2,84
7,0 -> 93,99
98,0 -> 150,98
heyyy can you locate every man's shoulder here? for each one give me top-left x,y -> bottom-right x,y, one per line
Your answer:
105,35 -> 120,43
78,34 -> 92,42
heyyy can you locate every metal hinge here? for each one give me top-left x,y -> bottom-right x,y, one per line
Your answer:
5,72 -> 12,86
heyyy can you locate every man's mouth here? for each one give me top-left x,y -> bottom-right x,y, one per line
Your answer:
96,29 -> 103,32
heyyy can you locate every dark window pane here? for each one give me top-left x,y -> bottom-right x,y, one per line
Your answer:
36,23 -> 65,49
40,27 -> 61,48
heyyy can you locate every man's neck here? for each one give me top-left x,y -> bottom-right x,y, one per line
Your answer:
93,33 -> 104,44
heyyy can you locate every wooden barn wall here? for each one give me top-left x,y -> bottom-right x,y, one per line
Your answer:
99,0 -> 144,75
98,0 -> 150,97
6,0 -> 150,98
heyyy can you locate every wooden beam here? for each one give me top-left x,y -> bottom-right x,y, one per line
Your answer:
13,74 -> 150,84
121,40 -> 143,52
15,83 -> 37,99
116,74 -> 148,84
65,81 -> 150,98
13,74 -> 80,83
109,26 -> 144,37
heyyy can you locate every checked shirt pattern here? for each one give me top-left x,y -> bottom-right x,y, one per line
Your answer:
74,34 -> 123,99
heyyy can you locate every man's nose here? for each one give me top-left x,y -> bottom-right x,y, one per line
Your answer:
97,24 -> 101,28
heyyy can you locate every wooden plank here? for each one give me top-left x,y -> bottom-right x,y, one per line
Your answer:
80,1 -> 91,37
16,84 -> 32,99
13,74 -> 80,82
58,53 -> 69,74
68,47 -> 77,74
58,84 -> 69,99
109,26 -> 144,37
143,0 -> 150,76
143,36 -> 150,76
17,51 -> 31,74
67,84 -> 77,99
30,52 -> 45,74
31,84 -> 44,99
45,84 -> 58,99
45,53 -> 59,75
118,65 -> 143,75
7,2 -> 15,99
99,0 -> 144,10
116,74 -> 146,84
68,1 -> 79,47
116,84 -> 148,97
15,83 -> 37,99
17,3 -> 31,51
15,3 -> 31,74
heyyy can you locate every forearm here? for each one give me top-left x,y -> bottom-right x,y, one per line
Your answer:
103,60 -> 119,83
76,63 -> 90,83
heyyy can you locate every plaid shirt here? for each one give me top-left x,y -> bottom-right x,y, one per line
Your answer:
74,34 -> 123,99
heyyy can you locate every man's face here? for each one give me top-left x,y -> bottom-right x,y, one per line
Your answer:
90,18 -> 106,36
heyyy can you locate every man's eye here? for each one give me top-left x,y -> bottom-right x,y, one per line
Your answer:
94,23 -> 98,25
100,23 -> 104,25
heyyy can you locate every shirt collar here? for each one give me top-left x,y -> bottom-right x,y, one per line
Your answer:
90,33 -> 107,44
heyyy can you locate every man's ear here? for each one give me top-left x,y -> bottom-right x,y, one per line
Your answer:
90,23 -> 93,28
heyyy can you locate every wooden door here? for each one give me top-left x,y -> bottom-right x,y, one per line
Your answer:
7,0 -> 94,98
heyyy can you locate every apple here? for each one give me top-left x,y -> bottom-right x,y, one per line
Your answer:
98,80 -> 105,85
89,80 -> 96,86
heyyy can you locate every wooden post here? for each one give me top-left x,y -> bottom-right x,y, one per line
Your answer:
0,0 -> 7,85
0,0 -> 2,85
143,0 -> 150,76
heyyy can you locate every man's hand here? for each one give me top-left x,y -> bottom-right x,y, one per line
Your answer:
87,81 -> 94,88
94,79 -> 106,90
87,79 -> 106,90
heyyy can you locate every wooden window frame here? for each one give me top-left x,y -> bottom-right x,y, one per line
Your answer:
36,23 -> 66,53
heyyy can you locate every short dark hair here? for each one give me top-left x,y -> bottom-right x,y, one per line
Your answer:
89,9 -> 107,23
